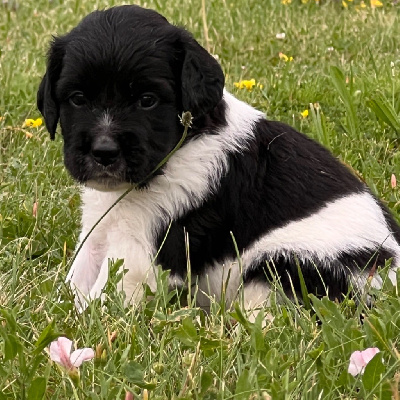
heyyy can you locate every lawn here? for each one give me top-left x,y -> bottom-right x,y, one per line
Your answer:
1,0 -> 400,398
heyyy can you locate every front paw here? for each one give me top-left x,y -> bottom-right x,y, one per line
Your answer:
66,239 -> 107,308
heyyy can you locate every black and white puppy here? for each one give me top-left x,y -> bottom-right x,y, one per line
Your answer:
38,5 -> 400,310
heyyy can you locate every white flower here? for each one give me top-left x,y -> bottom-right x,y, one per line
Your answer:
348,348 -> 380,376
49,337 -> 94,371
276,33 -> 286,40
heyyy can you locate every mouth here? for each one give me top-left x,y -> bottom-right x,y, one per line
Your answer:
73,154 -> 153,191
81,158 -> 133,191
85,177 -> 133,192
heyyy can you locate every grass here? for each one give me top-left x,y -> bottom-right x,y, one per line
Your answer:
1,0 -> 400,398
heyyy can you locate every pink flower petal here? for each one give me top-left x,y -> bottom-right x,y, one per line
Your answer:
360,347 -> 380,365
348,351 -> 365,376
391,174 -> 397,189
348,348 -> 380,376
49,343 -> 62,364
50,337 -> 73,369
125,392 -> 134,400
49,336 -> 95,370
70,348 -> 95,367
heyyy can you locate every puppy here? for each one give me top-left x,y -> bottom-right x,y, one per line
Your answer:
38,5 -> 400,310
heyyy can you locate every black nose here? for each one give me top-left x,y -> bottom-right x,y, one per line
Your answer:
91,137 -> 120,166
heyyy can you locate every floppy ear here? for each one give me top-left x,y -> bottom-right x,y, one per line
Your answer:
180,33 -> 225,118
37,37 -> 66,140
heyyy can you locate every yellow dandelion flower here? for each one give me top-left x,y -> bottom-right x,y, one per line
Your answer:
342,0 -> 348,8
281,0 -> 292,4
24,119 -> 35,127
32,118 -> 43,127
24,118 -> 43,128
279,52 -> 293,62
370,0 -> 383,7
301,109 -> 309,119
234,79 -> 256,91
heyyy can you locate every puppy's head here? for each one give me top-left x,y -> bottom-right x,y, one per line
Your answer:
37,5 -> 224,190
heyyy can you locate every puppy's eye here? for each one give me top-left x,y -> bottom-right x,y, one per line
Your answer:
69,92 -> 87,107
138,94 -> 158,110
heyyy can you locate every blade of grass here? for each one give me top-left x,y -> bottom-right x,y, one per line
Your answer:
329,66 -> 359,138
366,93 -> 400,134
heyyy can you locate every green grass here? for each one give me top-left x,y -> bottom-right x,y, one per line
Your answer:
1,0 -> 400,398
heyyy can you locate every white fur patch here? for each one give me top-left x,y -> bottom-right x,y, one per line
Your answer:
196,261 -> 273,324
196,261 -> 271,309
101,111 -> 113,128
241,191 -> 400,271
242,282 -> 272,309
196,259 -> 241,308
66,91 -> 264,305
